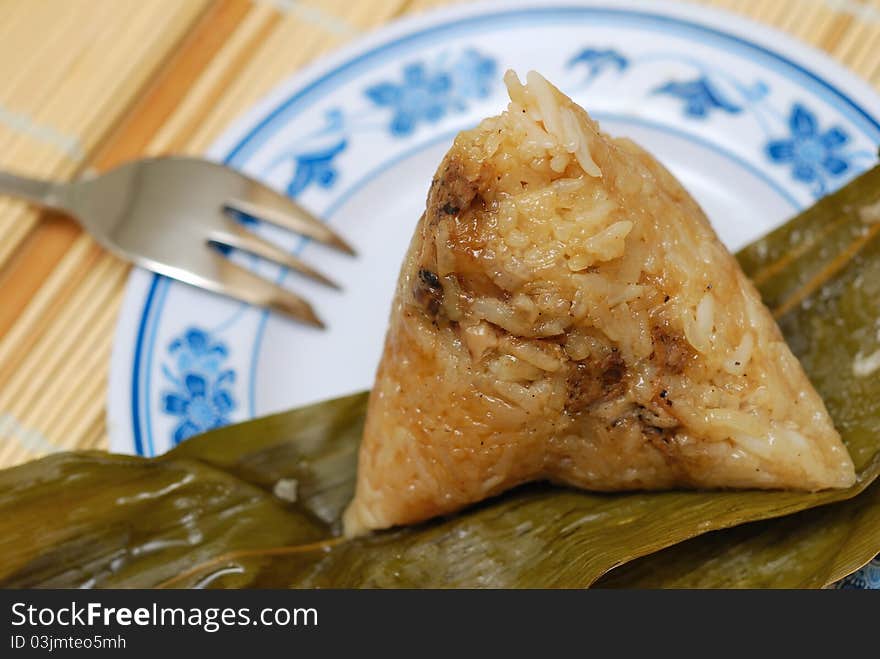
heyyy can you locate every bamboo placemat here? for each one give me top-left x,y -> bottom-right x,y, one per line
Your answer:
0,0 -> 879,468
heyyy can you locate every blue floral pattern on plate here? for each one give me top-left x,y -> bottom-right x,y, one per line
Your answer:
161,327 -> 236,444
287,138 -> 347,198
365,49 -> 496,136
262,48 -> 498,200
567,48 -> 628,82
569,45 -> 876,197
653,77 -> 741,118
366,63 -> 453,136
765,104 -> 852,196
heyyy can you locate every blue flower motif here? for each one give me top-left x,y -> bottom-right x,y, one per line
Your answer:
366,63 -> 451,136
836,557 -> 880,589
365,49 -> 496,136
653,77 -> 741,118
448,49 -> 497,104
568,48 -> 628,81
161,327 -> 236,445
286,139 -> 347,198
765,103 -> 851,194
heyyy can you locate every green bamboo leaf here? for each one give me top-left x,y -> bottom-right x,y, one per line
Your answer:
596,478 -> 880,588
0,166 -> 878,589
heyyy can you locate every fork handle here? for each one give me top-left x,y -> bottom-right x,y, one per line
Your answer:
0,169 -> 61,210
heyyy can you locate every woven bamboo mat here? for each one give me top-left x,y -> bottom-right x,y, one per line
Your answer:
0,0 -> 879,469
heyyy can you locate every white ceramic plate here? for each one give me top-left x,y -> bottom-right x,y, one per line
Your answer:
108,0 -> 880,586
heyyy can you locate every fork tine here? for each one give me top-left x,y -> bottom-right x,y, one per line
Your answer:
209,225 -> 341,290
225,183 -> 356,255
208,252 -> 325,328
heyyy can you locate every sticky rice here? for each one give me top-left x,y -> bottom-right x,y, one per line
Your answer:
343,71 -> 856,536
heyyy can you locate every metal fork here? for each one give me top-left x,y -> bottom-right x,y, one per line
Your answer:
0,156 -> 355,328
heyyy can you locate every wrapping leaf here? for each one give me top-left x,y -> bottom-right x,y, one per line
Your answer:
1,166 -> 879,588
596,478 -> 880,588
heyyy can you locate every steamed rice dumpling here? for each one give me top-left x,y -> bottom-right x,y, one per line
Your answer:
342,71 -> 856,537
